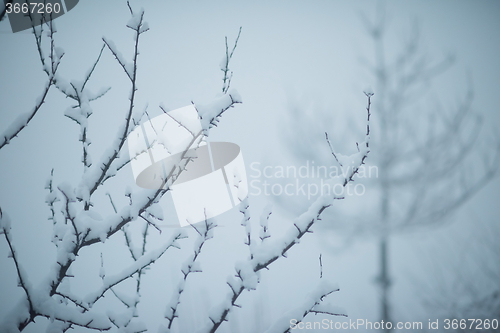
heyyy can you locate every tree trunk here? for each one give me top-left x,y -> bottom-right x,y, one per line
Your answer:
378,236 -> 391,331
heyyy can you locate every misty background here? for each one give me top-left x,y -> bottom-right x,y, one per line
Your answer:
1,0 -> 499,332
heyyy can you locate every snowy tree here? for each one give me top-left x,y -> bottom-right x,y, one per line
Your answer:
281,6 -> 500,331
0,4 -> 373,332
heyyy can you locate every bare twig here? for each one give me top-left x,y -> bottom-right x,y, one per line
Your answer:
221,27 -> 242,93
165,215 -> 216,329
2,218 -> 36,330
87,232 -> 186,306
325,132 -> 343,168
319,254 -> 323,279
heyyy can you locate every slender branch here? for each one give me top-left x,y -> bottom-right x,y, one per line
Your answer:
160,105 -> 195,137
319,254 -> 323,279
0,9 -> 64,151
45,169 -> 59,226
87,232 -> 185,306
35,312 -> 111,331
88,12 -> 146,202
82,44 -> 106,92
53,292 -> 89,311
165,216 -> 216,329
281,289 -> 346,333
2,221 -> 36,329
239,198 -> 252,251
259,203 -> 272,243
139,213 -> 161,234
58,186 -> 80,245
221,27 -> 242,93
0,79 -> 53,150
325,132 -> 342,167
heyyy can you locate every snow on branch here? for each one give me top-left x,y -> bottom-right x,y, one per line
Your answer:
1,3 -> 246,332
239,198 -> 251,249
35,302 -> 111,331
259,203 -> 272,243
0,13 -> 63,151
252,93 -> 371,271
264,280 -> 346,333
86,8 -> 148,199
195,89 -> 242,135
126,3 -> 150,35
163,216 -> 216,330
204,93 -> 372,333
84,231 -> 186,306
103,38 -> 134,82
0,209 -> 36,327
0,80 -> 53,151
0,209 -> 112,332
44,169 -> 61,240
221,27 -> 242,94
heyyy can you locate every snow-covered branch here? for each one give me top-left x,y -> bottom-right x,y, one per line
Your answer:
0,80 -> 52,151
196,90 -> 242,135
239,198 -> 252,249
264,280 -> 346,333
163,217 -> 216,331
59,44 -> 109,178
85,6 -> 148,201
85,231 -> 186,306
0,209 -> 35,330
205,93 -> 372,333
259,203 -> 273,243
0,13 -> 63,151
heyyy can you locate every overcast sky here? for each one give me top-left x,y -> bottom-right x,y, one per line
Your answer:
1,1 -> 499,332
